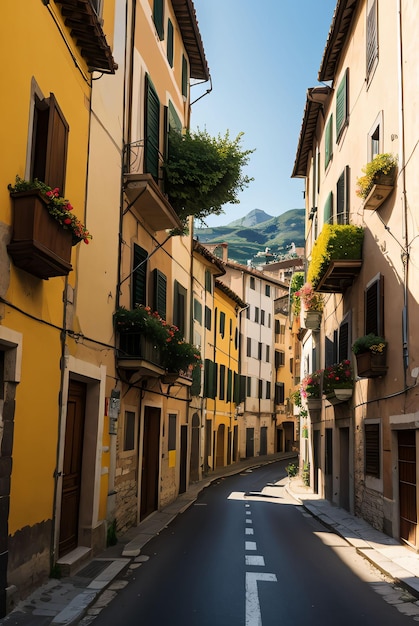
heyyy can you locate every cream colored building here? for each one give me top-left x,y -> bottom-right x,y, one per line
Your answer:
293,0 -> 419,546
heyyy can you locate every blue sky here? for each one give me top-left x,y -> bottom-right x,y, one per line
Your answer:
190,0 -> 337,227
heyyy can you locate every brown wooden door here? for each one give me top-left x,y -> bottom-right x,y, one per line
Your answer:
140,406 -> 161,521
179,425 -> 187,494
399,430 -> 417,546
59,380 -> 86,557
189,413 -> 200,482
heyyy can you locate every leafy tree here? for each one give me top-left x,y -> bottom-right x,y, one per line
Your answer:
164,129 -> 254,224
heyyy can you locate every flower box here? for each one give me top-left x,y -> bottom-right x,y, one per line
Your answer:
306,397 -> 322,410
356,351 -> 387,378
325,388 -> 353,405
7,190 -> 73,279
304,310 -> 322,330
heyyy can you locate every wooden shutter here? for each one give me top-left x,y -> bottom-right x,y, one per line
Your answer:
325,335 -> 335,367
167,19 -> 174,67
325,114 -> 333,169
365,275 -> 384,336
205,270 -> 212,293
366,0 -> 378,79
145,75 -> 160,180
323,192 -> 333,225
336,166 -> 350,225
266,382 -> 271,400
336,70 -> 348,141
45,93 -> 69,192
153,269 -> 167,319
132,244 -> 148,307
275,382 -> 285,405
219,312 -> 226,338
204,306 -> 211,330
365,423 -> 380,477
182,54 -> 188,98
219,365 -> 226,400
239,375 -> 246,403
193,299 -> 202,324
153,0 -> 164,40
174,280 -> 187,336
227,369 -> 232,402
258,379 -> 263,399
338,320 -> 349,361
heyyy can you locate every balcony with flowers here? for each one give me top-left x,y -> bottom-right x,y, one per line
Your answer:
295,282 -> 324,331
323,360 -> 354,405
7,176 -> 91,279
114,305 -> 202,382
307,224 -> 364,294
301,370 -> 323,411
352,334 -> 388,378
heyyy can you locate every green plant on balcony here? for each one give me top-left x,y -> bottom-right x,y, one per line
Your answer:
301,371 -> 322,399
307,224 -> 364,289
164,129 -> 254,224
290,271 -> 304,315
8,176 -> 92,243
356,153 -> 398,200
323,360 -> 353,393
289,388 -> 302,408
352,333 -> 387,355
295,282 -> 324,312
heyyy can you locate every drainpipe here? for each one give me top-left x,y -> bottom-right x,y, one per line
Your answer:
397,0 -> 409,385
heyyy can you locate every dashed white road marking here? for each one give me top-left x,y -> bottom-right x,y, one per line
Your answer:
246,519 -> 253,524
245,528 -> 254,535
246,511 -> 251,515
245,555 -> 265,566
245,541 -> 257,551
245,572 -> 277,626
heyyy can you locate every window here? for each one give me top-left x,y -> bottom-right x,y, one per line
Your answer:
336,69 -> 349,142
181,54 -> 188,98
275,382 -> 285,405
167,19 -> 174,67
168,413 -> 177,451
219,365 -> 226,400
255,307 -> 259,323
265,345 -> 270,362
266,382 -> 271,400
204,359 -> 217,399
365,274 -> 384,336
250,276 -> 255,290
323,192 -> 333,225
366,0 -> 378,80
246,306 -> 250,319
153,0 -> 164,40
265,284 -> 271,297
153,269 -> 167,319
325,114 -> 333,169
261,310 -> 265,326
173,281 -> 187,336
336,166 -> 350,224
247,338 -> 252,357
31,93 -> 69,193
258,342 -> 262,361
132,244 -> 147,307
365,422 -> 380,477
339,316 -> 350,362
204,306 -> 212,331
274,319 -> 280,336
368,111 -> 383,161
246,376 -> 252,397
268,313 -> 271,328
219,312 -> 226,338
205,270 -> 212,293
258,379 -> 263,399
227,369 -> 233,402
145,74 -> 160,181
123,410 -> 136,451
193,299 -> 202,324
275,350 -> 285,368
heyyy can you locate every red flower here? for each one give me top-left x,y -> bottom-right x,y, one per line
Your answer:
64,218 -> 72,225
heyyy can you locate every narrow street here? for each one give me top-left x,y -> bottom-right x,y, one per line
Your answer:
80,461 -> 419,626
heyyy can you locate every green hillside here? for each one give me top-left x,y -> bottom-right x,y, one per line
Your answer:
195,209 -> 305,265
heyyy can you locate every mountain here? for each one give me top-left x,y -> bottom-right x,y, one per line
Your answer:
194,209 -> 305,265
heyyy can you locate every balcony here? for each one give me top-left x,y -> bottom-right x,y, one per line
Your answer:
307,224 -> 364,294
117,333 -> 165,378
123,140 -> 182,232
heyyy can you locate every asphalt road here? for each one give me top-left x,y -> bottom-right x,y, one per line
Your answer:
84,460 -> 419,625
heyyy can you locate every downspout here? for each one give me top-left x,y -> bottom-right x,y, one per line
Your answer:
397,0 -> 409,386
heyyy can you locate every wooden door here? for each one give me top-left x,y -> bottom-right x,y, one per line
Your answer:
260,426 -> 268,455
246,428 -> 254,458
59,380 -> 86,557
179,425 -> 188,494
189,413 -> 200,483
140,406 -> 161,521
399,430 -> 417,546
216,424 -> 225,468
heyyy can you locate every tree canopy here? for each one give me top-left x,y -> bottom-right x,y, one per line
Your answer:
164,129 -> 254,224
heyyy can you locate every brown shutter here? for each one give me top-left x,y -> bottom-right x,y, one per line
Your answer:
45,93 -> 69,193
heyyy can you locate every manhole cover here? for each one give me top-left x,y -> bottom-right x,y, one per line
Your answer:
76,560 -> 111,579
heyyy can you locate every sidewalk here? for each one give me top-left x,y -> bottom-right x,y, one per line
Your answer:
286,477 -> 419,600
0,452 -> 295,626
4,454 -> 419,625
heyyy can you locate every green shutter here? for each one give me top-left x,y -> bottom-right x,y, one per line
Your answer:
173,280 -> 187,336
132,244 -> 148,307
205,270 -> 212,293
167,19 -> 174,67
227,369 -> 232,402
153,269 -> 167,319
145,74 -> 160,180
336,167 -> 349,224
219,365 -> 226,400
325,114 -> 333,168
336,70 -> 348,141
182,54 -> 188,98
219,312 -> 226,338
193,298 -> 202,324
323,191 -> 333,225
153,0 -> 164,40
168,101 -> 182,132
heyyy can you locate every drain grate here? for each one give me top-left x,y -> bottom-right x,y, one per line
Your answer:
76,560 -> 111,579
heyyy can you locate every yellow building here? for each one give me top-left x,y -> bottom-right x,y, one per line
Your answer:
0,0 -> 117,613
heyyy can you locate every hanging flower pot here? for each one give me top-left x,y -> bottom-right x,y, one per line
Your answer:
304,310 -> 322,330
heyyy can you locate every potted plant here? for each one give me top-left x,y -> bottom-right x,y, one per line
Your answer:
301,370 -> 323,410
7,176 -> 92,279
356,153 -> 398,200
295,282 -> 324,329
307,224 -> 364,293
323,360 -> 354,404
352,333 -> 388,378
